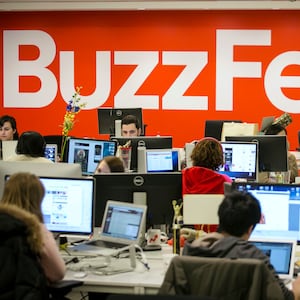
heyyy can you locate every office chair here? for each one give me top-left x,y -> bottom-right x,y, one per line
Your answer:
159,256 -> 284,300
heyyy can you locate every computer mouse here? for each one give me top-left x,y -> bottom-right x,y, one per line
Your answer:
73,272 -> 87,278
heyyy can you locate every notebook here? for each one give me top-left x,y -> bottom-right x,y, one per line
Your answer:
72,200 -> 147,256
249,237 -> 296,280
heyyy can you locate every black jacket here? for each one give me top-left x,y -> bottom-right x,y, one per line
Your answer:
182,232 -> 293,300
0,204 -> 48,300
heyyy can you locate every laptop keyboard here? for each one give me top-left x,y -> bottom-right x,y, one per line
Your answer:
88,240 -> 126,249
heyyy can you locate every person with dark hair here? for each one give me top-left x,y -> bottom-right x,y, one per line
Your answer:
121,114 -> 141,137
94,155 -> 125,174
182,137 -> 232,195
0,115 -> 19,141
182,191 -> 299,300
259,123 -> 298,183
7,130 -> 53,162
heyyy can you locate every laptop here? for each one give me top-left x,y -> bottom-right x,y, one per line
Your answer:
249,237 -> 296,280
72,200 -> 147,256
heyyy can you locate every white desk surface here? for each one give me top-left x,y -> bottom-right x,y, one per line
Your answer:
63,244 -> 173,296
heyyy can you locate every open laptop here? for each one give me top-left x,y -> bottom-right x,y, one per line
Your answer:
71,200 -> 147,256
249,237 -> 296,280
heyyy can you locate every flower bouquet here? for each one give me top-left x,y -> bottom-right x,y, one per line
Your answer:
60,86 -> 86,161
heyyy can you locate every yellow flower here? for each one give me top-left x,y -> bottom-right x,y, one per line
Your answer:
60,87 -> 86,161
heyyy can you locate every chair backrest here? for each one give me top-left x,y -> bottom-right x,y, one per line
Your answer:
159,256 -> 284,300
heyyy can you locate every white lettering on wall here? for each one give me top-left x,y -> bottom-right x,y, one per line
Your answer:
3,29 -> 300,112
216,29 -> 271,110
162,51 -> 208,110
3,30 -> 57,107
114,51 -> 159,109
265,51 -> 300,113
60,51 -> 111,109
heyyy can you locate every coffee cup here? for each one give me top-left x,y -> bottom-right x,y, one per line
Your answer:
145,229 -> 168,246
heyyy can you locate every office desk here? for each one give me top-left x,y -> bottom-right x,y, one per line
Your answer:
63,244 -> 173,297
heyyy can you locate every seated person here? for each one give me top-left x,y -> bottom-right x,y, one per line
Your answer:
121,115 -> 141,137
182,137 -> 232,194
94,156 -> 125,174
7,131 -> 53,163
258,123 -> 298,183
181,191 -> 300,300
182,137 -> 232,233
0,115 -> 19,141
1,172 -> 66,284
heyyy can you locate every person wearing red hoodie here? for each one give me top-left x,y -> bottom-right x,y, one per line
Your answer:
182,137 -> 232,232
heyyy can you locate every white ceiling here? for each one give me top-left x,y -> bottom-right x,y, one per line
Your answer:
0,0 -> 300,11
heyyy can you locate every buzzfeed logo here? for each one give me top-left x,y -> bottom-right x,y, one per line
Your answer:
3,29 -> 300,112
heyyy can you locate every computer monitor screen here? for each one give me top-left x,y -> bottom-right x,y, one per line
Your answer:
37,176 -> 95,235
43,135 -> 69,162
44,144 -> 58,163
93,172 -> 182,228
219,141 -> 258,182
67,137 -> 117,175
97,107 -> 144,135
143,149 -> 180,173
0,161 -> 82,198
204,120 -> 242,141
231,182 -> 300,241
225,135 -> 288,172
110,136 -> 173,172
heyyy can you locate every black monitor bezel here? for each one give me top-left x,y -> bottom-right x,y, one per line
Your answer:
93,172 -> 182,228
225,135 -> 288,172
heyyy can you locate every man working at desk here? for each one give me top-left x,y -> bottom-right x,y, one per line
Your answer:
121,115 -> 141,137
178,191 -> 300,300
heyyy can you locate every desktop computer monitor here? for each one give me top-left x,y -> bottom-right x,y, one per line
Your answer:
0,161 -> 82,198
225,135 -> 288,172
67,137 -> 117,175
219,141 -> 258,182
138,148 -> 180,173
97,107 -> 144,135
110,136 -> 173,172
5,175 -> 95,235
231,181 -> 300,242
93,172 -> 182,228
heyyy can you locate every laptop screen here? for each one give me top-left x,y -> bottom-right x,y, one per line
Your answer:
231,182 -> 300,241
146,149 -> 180,172
219,141 -> 258,181
249,238 -> 296,279
39,176 -> 95,235
67,138 -> 117,175
100,201 -> 147,244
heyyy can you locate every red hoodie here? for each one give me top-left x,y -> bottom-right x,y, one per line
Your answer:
182,166 -> 232,195
182,166 -> 232,232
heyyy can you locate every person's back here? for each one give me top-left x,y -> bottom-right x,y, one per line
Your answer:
182,137 -> 232,195
182,191 -> 297,300
0,203 -> 48,299
7,131 -> 53,163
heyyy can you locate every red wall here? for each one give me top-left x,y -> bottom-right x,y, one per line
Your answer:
1,10 -> 300,149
